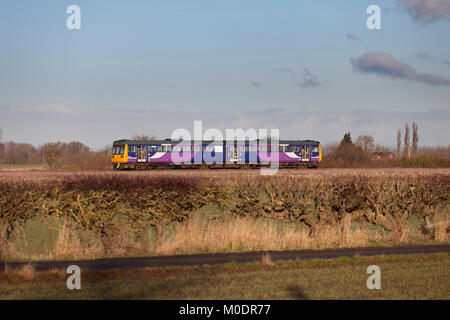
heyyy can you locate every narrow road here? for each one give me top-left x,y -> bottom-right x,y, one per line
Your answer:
2,244 -> 449,272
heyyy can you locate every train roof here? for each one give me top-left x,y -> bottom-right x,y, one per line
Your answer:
113,139 -> 320,145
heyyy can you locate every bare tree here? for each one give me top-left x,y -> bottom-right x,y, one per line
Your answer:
2,141 -> 40,165
42,142 -> 64,169
397,129 -> 401,158
0,129 -> 4,163
412,121 -> 419,156
63,141 -> 90,157
404,124 -> 410,159
131,134 -> 156,140
355,135 -> 375,152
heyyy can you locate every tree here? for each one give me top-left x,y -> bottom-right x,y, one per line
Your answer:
63,141 -> 90,157
42,143 -> 64,169
131,134 -> 156,140
341,132 -> 353,144
397,129 -> 401,158
404,124 -> 410,158
0,129 -> 4,163
412,121 -> 419,156
355,135 -> 374,152
2,141 -> 40,165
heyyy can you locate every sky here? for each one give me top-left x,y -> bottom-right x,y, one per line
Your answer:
0,0 -> 449,149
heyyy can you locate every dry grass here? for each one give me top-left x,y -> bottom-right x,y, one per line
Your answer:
261,253 -> 274,266
153,215 -> 380,255
2,263 -> 37,280
433,212 -> 450,242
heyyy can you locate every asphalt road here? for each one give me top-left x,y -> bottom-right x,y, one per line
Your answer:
2,244 -> 449,272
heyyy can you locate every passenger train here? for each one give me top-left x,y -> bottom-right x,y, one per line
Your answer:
111,139 -> 322,170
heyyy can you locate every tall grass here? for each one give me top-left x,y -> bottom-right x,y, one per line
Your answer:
154,215 -> 377,255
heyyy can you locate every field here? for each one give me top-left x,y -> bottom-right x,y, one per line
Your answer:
1,167 -> 450,181
1,254 -> 449,299
0,168 -> 448,262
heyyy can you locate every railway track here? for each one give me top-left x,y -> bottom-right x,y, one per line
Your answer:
2,244 -> 449,272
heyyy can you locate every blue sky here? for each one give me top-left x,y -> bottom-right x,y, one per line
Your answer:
0,0 -> 449,149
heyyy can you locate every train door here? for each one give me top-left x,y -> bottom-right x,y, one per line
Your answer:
137,145 -> 147,162
227,142 -> 238,164
301,146 -> 310,162
237,144 -> 245,163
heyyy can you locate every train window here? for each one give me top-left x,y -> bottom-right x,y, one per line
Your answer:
166,145 -> 173,152
115,146 -> 124,154
173,145 -> 182,152
313,146 -> 319,153
149,146 -> 157,153
194,145 -> 202,152
204,145 -> 214,152
156,146 -> 163,152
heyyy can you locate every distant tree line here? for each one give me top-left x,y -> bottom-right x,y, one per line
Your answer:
0,137 -> 111,170
323,122 -> 450,167
0,132 -> 156,170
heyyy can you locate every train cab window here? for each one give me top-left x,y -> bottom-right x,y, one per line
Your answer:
312,146 -> 319,153
113,146 -> 124,155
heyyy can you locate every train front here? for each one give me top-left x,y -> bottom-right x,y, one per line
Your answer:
111,140 -> 128,169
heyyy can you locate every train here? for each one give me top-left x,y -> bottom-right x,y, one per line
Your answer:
111,139 -> 322,170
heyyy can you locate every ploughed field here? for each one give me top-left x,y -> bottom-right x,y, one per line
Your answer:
0,168 -> 449,261
0,167 -> 449,182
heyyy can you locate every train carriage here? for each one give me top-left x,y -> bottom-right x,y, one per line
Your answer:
111,139 -> 322,170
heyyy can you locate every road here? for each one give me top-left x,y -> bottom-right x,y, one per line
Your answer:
2,244 -> 449,272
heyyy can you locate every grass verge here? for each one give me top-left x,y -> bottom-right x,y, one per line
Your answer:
1,253 -> 448,300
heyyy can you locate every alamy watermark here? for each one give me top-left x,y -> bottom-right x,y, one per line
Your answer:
367,5 -> 381,30
171,121 -> 279,175
366,265 -> 381,290
66,265 -> 81,290
66,5 -> 81,30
